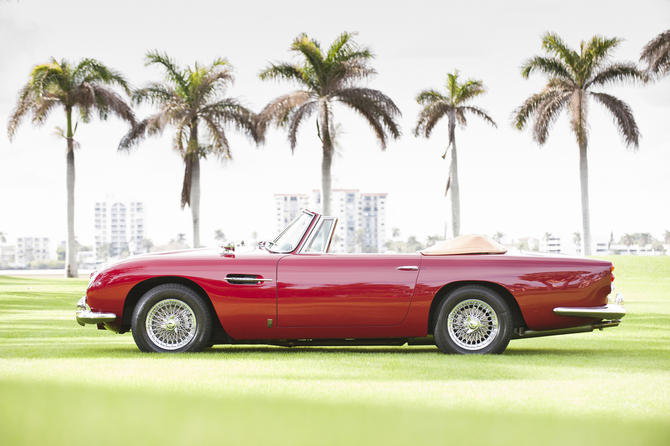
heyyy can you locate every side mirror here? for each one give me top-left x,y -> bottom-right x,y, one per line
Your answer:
221,242 -> 235,257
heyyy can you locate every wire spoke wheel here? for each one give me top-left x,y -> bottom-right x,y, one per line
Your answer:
145,299 -> 197,350
446,298 -> 499,351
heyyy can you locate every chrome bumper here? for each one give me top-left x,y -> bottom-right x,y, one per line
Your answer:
553,303 -> 626,319
76,295 -> 117,326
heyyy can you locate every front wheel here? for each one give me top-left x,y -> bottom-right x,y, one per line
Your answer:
131,284 -> 213,353
434,285 -> 512,354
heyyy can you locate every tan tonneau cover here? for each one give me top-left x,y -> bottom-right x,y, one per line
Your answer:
420,234 -> 507,256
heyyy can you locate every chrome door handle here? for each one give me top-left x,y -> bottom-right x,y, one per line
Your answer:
396,266 -> 418,271
225,276 -> 273,284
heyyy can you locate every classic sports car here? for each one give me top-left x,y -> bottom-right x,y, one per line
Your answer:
76,209 -> 626,354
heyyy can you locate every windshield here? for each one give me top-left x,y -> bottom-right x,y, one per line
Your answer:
267,211 -> 315,253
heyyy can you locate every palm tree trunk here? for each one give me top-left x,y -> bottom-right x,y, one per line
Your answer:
319,101 -> 333,216
579,140 -> 592,256
191,155 -> 200,248
449,113 -> 460,238
65,107 -> 78,278
188,125 -> 200,249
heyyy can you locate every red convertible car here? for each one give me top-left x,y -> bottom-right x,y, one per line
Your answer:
76,209 -> 626,354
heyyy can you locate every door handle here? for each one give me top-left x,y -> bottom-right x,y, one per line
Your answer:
396,266 -> 418,271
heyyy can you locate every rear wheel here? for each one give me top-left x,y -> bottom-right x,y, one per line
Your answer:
131,284 -> 212,353
434,285 -> 512,354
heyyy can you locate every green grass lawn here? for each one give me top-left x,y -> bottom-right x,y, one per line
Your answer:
1,256 -> 669,445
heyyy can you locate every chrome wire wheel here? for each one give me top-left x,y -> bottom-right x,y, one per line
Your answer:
145,299 -> 197,351
447,299 -> 499,351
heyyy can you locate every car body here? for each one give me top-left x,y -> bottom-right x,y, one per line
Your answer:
76,209 -> 626,354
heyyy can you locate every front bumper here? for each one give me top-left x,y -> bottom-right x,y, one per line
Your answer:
76,295 -> 117,326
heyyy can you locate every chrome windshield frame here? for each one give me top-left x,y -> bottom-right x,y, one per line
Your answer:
267,209 -> 317,254
298,215 -> 338,254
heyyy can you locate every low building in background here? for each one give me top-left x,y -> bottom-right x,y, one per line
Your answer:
15,237 -> 51,266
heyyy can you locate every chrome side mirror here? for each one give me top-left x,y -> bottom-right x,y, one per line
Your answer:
221,242 -> 235,257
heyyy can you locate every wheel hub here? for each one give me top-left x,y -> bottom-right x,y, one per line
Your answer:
465,315 -> 482,333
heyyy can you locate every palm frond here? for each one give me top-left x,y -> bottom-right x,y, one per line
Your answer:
590,92 -> 640,149
74,58 -> 132,95
416,89 -> 447,105
521,56 -> 574,81
532,90 -> 572,145
257,90 -> 312,130
587,62 -> 646,88
541,32 -> 579,72
200,98 -> 261,144
414,101 -> 451,137
133,83 -> 178,105
334,87 -> 401,149
258,62 -> 309,86
459,105 -> 497,128
7,83 -> 37,140
640,29 -> 670,76
454,79 -> 486,105
512,90 -> 554,131
145,50 -> 188,94
287,101 -> 317,150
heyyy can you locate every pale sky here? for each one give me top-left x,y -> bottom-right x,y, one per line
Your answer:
1,0 -> 669,249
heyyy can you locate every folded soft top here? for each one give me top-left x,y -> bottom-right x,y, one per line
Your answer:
420,234 -> 507,256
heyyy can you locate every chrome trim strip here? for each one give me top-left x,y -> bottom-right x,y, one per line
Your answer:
396,266 -> 419,271
76,310 -> 117,325
553,304 -> 626,319
225,277 -> 273,283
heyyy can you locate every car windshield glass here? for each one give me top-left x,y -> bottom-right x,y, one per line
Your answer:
268,212 -> 314,253
302,219 -> 334,253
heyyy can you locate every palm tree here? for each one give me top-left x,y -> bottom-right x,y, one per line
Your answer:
8,58 -> 135,277
513,33 -> 644,255
414,70 -> 497,237
0,232 -> 6,244
664,230 -> 670,245
493,232 -> 505,243
426,234 -> 441,246
638,233 -> 653,249
258,32 -> 401,215
214,229 -> 226,243
621,233 -> 635,254
640,30 -> 670,78
176,233 -> 187,244
392,227 -> 400,239
120,51 -> 260,248
573,231 -> 581,247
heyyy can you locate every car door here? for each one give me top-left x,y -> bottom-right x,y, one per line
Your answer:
276,253 -> 422,327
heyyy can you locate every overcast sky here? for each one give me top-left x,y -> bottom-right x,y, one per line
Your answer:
1,0 -> 669,249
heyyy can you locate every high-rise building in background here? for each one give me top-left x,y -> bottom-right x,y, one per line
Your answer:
274,189 -> 387,253
95,201 -> 146,258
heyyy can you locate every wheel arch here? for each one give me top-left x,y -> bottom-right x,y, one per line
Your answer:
426,280 -> 526,335
120,276 -> 224,336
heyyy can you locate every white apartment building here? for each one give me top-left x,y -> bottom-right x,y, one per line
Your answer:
95,201 -> 146,258
274,194 -> 310,233
538,234 -> 609,256
15,237 -> 50,265
275,189 -> 388,253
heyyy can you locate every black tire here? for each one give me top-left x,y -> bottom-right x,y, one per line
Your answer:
131,283 -> 213,353
434,285 -> 512,355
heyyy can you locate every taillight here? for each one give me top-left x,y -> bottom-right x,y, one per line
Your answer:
611,265 -> 615,282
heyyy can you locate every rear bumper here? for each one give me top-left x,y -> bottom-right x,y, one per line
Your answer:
553,303 -> 626,319
76,295 -> 117,326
